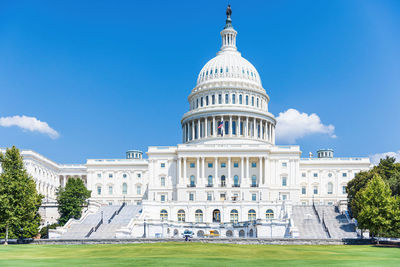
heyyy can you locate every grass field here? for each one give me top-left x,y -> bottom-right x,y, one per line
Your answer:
0,242 -> 399,266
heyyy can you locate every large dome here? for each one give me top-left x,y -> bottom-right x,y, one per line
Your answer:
196,51 -> 262,87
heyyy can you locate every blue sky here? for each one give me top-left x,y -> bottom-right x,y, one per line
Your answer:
1,0 -> 399,163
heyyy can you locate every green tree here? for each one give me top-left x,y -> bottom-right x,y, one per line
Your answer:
57,178 -> 91,225
0,146 -> 43,245
354,174 -> 394,242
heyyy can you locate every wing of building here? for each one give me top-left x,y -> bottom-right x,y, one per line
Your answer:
0,8 -> 371,239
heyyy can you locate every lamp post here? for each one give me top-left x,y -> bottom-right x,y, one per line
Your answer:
143,219 -> 147,238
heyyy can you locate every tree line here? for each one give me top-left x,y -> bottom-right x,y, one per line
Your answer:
0,146 -> 90,244
347,156 -> 400,238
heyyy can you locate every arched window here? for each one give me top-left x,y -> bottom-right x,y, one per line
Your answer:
266,209 -> 274,219
233,175 -> 239,187
239,94 -> 243,104
160,210 -> 168,221
213,209 -> 221,222
249,229 -> 254,237
190,175 -> 195,187
232,94 -> 236,104
230,209 -> 239,223
251,96 -> 254,106
248,209 -> 256,221
246,95 -> 249,105
122,183 -> 127,194
239,230 -> 245,237
221,175 -> 226,187
208,175 -> 213,187
251,175 -> 257,187
195,209 -> 203,223
328,182 -> 333,194
226,230 -> 233,237
177,209 -> 185,222
197,230 -> 204,237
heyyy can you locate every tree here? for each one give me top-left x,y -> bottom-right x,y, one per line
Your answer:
57,178 -> 91,225
0,146 -> 43,245
354,174 -> 394,243
347,170 -> 373,218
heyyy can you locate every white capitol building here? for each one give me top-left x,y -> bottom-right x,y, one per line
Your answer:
1,8 -> 371,239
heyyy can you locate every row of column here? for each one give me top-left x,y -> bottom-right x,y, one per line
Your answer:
176,156 -> 271,188
182,116 -> 275,143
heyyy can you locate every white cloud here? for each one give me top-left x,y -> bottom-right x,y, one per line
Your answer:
275,108 -> 336,143
369,150 -> 400,165
0,115 -> 59,139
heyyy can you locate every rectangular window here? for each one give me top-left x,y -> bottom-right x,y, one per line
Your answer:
313,186 -> 318,195
196,99 -> 199,108
246,95 -> 249,105
221,162 -> 226,168
207,192 -> 212,201
252,193 -> 257,201
97,186 -> 101,195
97,173 -> 102,178
208,163 -> 213,168
137,186 -> 141,195
282,177 -> 287,186
201,97 -> 203,107
251,96 -> 254,106
282,194 -> 287,200
302,186 -> 306,195
252,162 -> 257,168
342,186 -> 346,194
220,193 -> 226,201
218,94 -> 222,104
190,163 -> 195,168
313,173 -> 318,178
137,173 -> 141,178
257,98 -> 259,107
212,95 -> 215,104
189,193 -> 194,201
233,162 -> 239,168
160,163 -> 165,168
239,95 -> 242,104
206,96 -> 209,105
232,94 -> 236,104
161,195 -> 166,202
109,173 -> 113,178
302,173 -> 306,178
342,173 -> 347,177
282,162 -> 287,167
108,186 -> 113,195
161,177 -> 166,186
225,94 -> 229,104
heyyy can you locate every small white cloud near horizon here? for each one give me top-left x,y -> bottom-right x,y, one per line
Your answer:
0,115 -> 59,139
275,109 -> 336,143
370,150 -> 400,165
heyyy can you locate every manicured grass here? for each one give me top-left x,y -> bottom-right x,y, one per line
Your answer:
0,242 -> 399,266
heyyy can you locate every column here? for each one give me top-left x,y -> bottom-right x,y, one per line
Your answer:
213,116 -> 216,137
214,157 -> 218,185
205,117 -> 208,138
246,157 -> 250,180
238,116 -> 241,136
191,121 -> 194,141
183,157 -> 187,185
246,117 -> 249,137
259,157 -> 263,186
197,119 -> 201,139
202,157 -> 205,182
253,118 -> 256,138
229,116 -> 232,137
241,157 -> 244,184
228,157 -> 231,186
177,157 -> 181,185
264,156 -> 269,185
272,126 -> 275,144
196,157 -> 200,185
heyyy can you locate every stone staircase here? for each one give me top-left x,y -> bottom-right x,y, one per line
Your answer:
291,205 -> 327,239
316,205 -> 357,239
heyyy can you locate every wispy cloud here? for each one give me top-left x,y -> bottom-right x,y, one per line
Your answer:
275,108 -> 336,143
0,115 -> 59,139
369,150 -> 400,165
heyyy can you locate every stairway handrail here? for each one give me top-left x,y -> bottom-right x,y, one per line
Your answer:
312,202 -> 321,223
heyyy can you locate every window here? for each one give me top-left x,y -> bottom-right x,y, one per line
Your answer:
109,173 -> 113,178
212,95 -> 215,104
160,163 -> 165,168
233,162 -> 239,168
206,95 -> 209,105
246,95 -> 249,105
97,173 -> 101,178
137,185 -> 141,195
342,186 -> 346,194
232,121 -> 236,135
189,193 -> 194,201
252,193 -> 257,201
232,94 -> 236,104
161,195 -> 166,202
302,173 -> 306,178
195,209 -> 203,223
108,186 -> 113,195
178,210 -> 185,222
97,186 -> 101,195
266,209 -> 274,219
282,162 -> 287,167
251,175 -> 257,187
221,162 -> 226,168
196,99 -> 198,108
190,163 -> 195,168
328,173 -> 332,178
221,175 -> 226,187
123,174 -> 127,179
201,97 -> 203,107
234,175 -> 239,187
252,162 -> 257,168
160,209 -> 168,221
251,96 -> 254,106
230,209 -> 239,223
207,192 -> 212,201
313,173 -> 318,178
239,94 -> 243,104
225,94 -> 229,104
218,94 -> 222,104
302,186 -> 306,195
282,177 -> 287,186
208,175 -> 213,186
122,183 -> 127,194
248,209 -> 256,221
313,186 -> 318,195
342,173 -> 347,177
190,175 -> 195,187
220,193 -> 226,201
208,163 -> 213,168
257,98 -> 259,107
137,173 -> 141,178
161,177 -> 166,186
327,182 -> 333,195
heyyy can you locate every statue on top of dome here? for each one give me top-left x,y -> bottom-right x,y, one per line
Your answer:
226,5 -> 232,19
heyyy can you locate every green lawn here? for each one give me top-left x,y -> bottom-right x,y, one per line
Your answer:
0,242 -> 399,266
